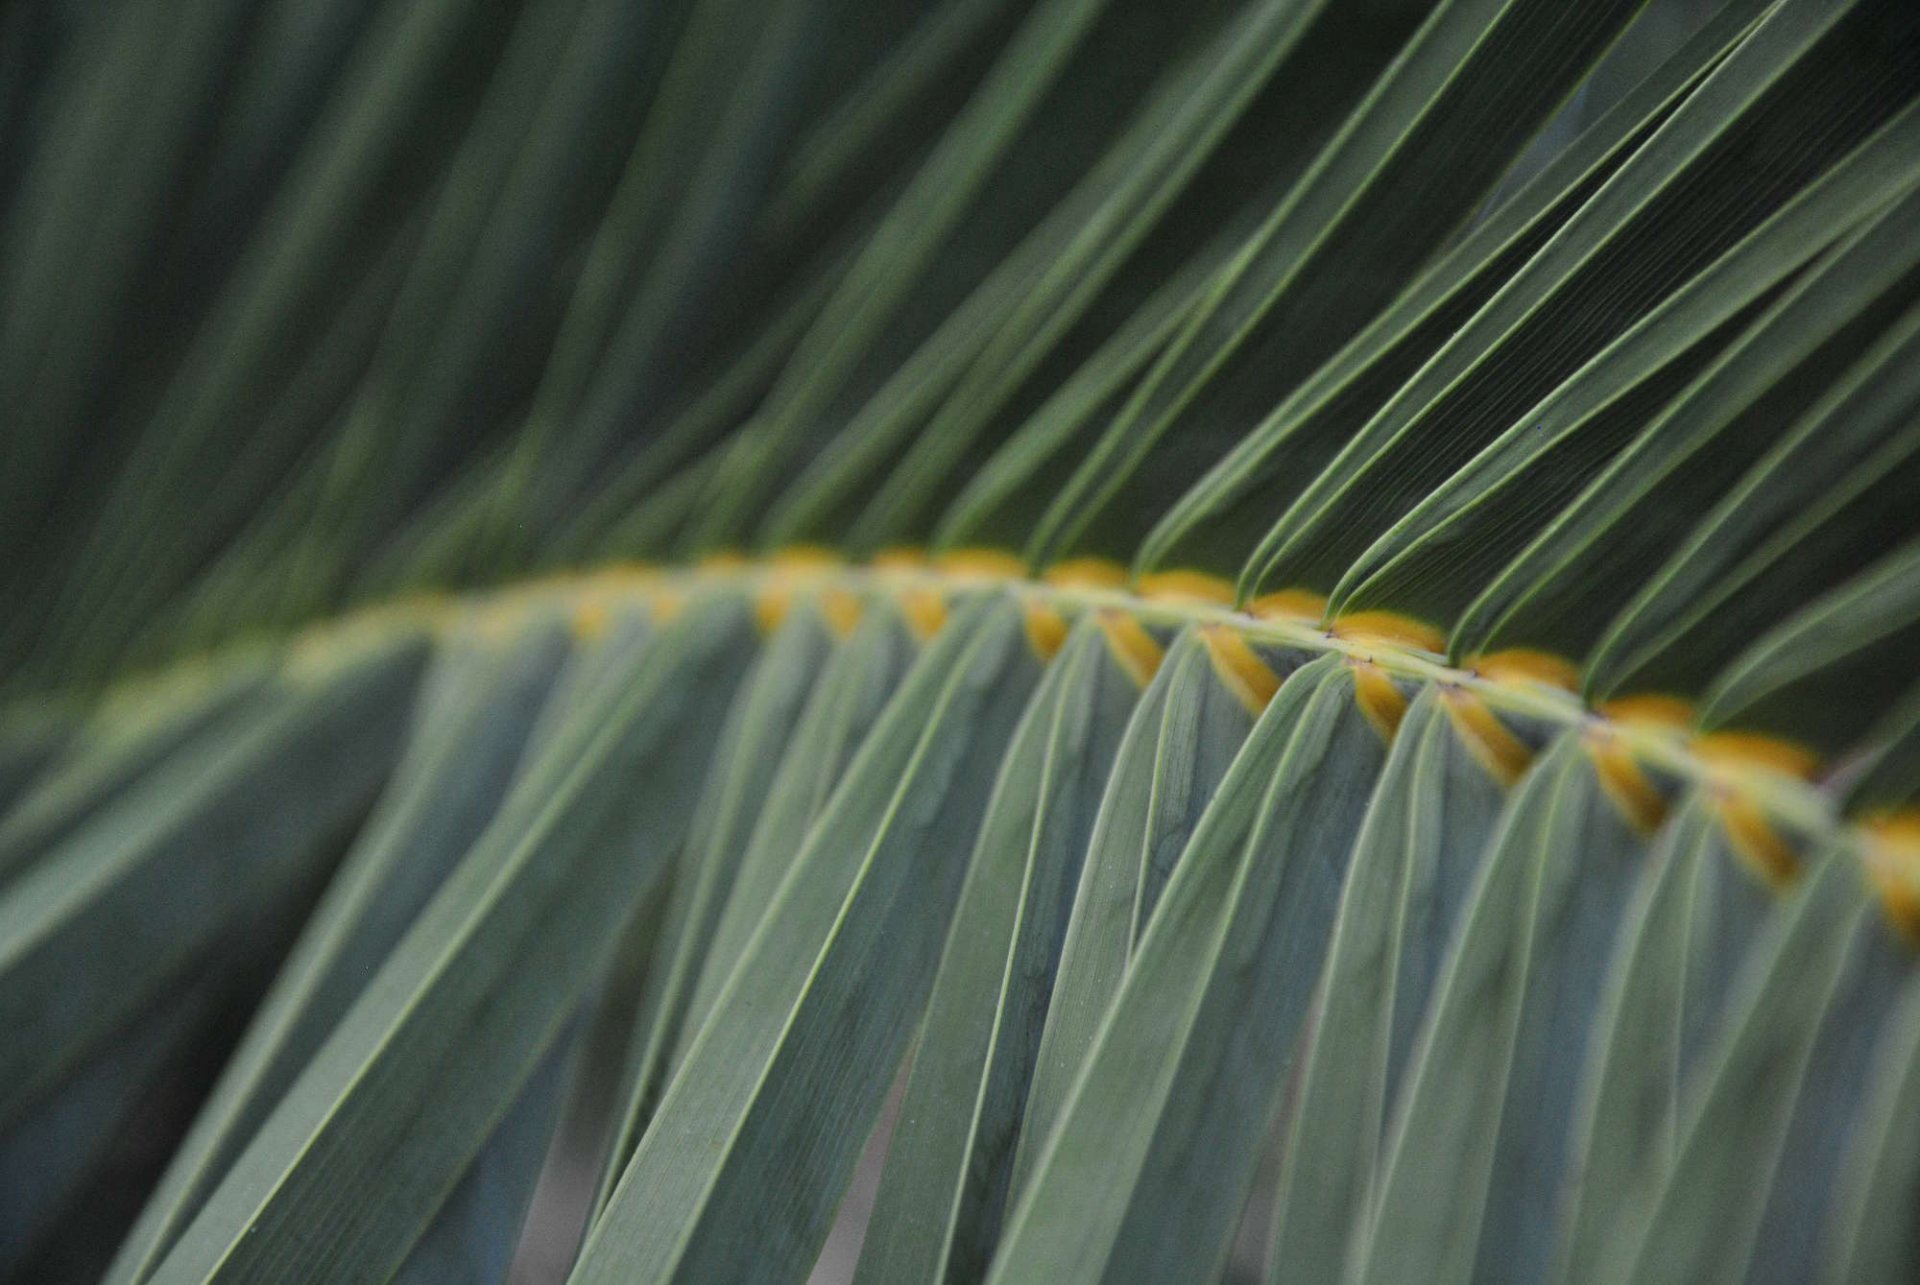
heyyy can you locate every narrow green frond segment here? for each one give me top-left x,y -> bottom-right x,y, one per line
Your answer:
1027,0 -> 1656,568
1549,802 -> 1769,1285
593,604 -> 835,1210
393,1020 -> 584,1285
673,601 -> 919,1060
1582,299 -> 1920,703
1138,0 -> 1768,578
1355,730 -> 1649,1285
1338,164 -> 1920,630
855,618 -> 1140,1282
1246,0 -> 1920,600
575,594 -> 1041,1281
676,0 -> 1197,553
1011,624 -> 1255,1190
1267,685 -> 1512,1283
1696,537 -> 1920,752
1598,849 -> 1897,1285
107,619 -> 571,1284
771,0 -> 1399,553
148,594 -> 754,1284
991,655 -> 1386,1282
1447,177 -> 1920,659
1820,973 -> 1920,1284
0,659 -> 273,891
1848,681 -> 1920,816
0,635 -> 428,1133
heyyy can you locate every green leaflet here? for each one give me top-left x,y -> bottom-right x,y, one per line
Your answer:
761,0 -> 1027,239
0,655 -> 273,889
479,0 -> 1019,568
1449,182 -> 1920,665
1334,161 -> 1920,629
106,616 -> 571,1284
259,0 -> 678,605
1548,802 -> 1775,1284
1265,685 -> 1514,1284
1137,0 -> 1766,578
758,198 -> 1104,553
0,0 -> 400,534
1698,536 -> 1920,754
1245,0 -> 1920,601
989,654 -> 1387,1283
766,0 -> 1407,552
1130,633 -> 1309,936
183,0 -> 390,230
1820,970 -> 1920,1284
672,599 -> 917,1056
677,0 -> 1215,552
0,630 -> 428,1133
1354,729 -> 1651,1285
1597,847 -> 1901,1285
0,0 -> 255,547
103,0 -> 604,641
929,250 -> 1213,555
1848,681 -> 1920,816
1026,0 -> 1650,568
1582,303 -> 1920,705
392,1016 -> 585,1285
574,593 -> 1040,1282
520,601 -> 658,760
12,0 -> 523,687
1745,896 -> 1914,1282
131,211 -> 428,662
478,0 -> 874,554
1010,624 -> 1256,1192
854,617 -> 1139,1282
550,258 -> 843,566
884,218 -> 1246,557
145,593 -> 755,1283
593,602 -> 836,1211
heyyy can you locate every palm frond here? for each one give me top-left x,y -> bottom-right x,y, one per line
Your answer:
5,0 -> 1920,1281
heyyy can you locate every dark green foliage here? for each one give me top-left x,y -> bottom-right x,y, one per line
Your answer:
5,1 -> 1920,1281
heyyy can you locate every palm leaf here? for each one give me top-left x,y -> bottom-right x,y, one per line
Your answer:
6,0 -> 1920,1281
